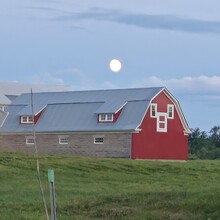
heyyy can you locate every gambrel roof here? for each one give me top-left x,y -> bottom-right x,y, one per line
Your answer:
0,87 -> 190,133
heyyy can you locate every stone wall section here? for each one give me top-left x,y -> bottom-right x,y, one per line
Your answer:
0,133 -> 131,158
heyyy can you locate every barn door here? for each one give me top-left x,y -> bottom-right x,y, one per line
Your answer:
156,112 -> 167,132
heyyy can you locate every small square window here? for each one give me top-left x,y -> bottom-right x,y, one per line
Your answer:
26,137 -> 35,145
28,116 -> 33,122
107,114 -> 113,121
94,137 -> 104,144
159,115 -> 165,121
100,114 -> 105,121
59,137 -> 68,144
0,105 -> 6,111
159,123 -> 165,129
22,116 -> 28,122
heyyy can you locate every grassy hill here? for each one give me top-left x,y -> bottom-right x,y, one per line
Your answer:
0,152 -> 220,220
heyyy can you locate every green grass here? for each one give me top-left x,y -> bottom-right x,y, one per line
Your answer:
0,152 -> 220,220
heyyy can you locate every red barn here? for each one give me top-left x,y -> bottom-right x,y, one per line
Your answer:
0,87 -> 190,160
131,88 -> 190,160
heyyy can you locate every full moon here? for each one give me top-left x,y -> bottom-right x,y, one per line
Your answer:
109,59 -> 122,72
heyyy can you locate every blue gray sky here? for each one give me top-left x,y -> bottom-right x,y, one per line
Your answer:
1,0 -> 220,131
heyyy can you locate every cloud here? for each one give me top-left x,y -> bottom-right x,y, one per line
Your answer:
55,67 -> 94,89
30,67 -> 97,91
100,81 -> 118,89
55,67 -> 82,76
132,75 -> 220,96
25,5 -> 220,34
55,7 -> 220,34
25,6 -> 65,14
31,68 -> 84,85
31,72 -> 65,85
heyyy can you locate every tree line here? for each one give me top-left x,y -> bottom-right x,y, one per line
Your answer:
188,126 -> 220,159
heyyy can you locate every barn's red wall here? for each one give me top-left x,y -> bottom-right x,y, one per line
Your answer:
131,91 -> 188,160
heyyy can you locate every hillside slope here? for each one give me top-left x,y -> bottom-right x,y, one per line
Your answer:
0,153 -> 220,220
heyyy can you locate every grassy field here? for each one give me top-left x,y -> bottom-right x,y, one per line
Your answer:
0,153 -> 220,220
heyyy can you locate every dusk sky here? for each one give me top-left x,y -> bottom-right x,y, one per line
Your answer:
1,0 -> 220,131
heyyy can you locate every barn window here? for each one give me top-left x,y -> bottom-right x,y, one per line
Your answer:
100,114 -> 106,121
26,137 -> 35,145
167,104 -> 174,119
107,114 -> 113,121
0,105 -> 6,111
59,136 -> 69,144
150,104 -> 157,118
21,116 -> 33,124
157,113 -> 167,132
94,137 -> 104,144
98,113 -> 113,122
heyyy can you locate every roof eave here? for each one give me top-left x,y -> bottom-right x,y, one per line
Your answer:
162,87 -> 191,134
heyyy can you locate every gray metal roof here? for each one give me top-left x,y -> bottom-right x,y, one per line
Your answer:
35,100 -> 150,132
0,87 -> 163,133
0,110 -> 8,127
12,87 -> 162,114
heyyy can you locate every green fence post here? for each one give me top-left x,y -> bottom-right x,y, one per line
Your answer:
48,169 -> 56,220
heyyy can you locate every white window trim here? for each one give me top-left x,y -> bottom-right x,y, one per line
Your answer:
58,136 -> 69,145
157,113 -> 167,132
0,105 -> 6,111
26,137 -> 35,145
94,137 -> 104,144
167,104 -> 174,119
21,116 -> 34,124
99,114 -> 113,122
150,103 -> 157,118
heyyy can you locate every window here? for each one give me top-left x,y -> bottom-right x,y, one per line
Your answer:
59,137 -> 69,144
0,105 -> 6,111
26,137 -> 35,145
107,114 -> 113,121
100,114 -> 106,121
167,104 -> 174,119
150,104 -> 157,118
157,113 -> 167,132
21,116 -> 34,124
94,137 -> 104,144
99,114 -> 113,122
22,116 -> 27,123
